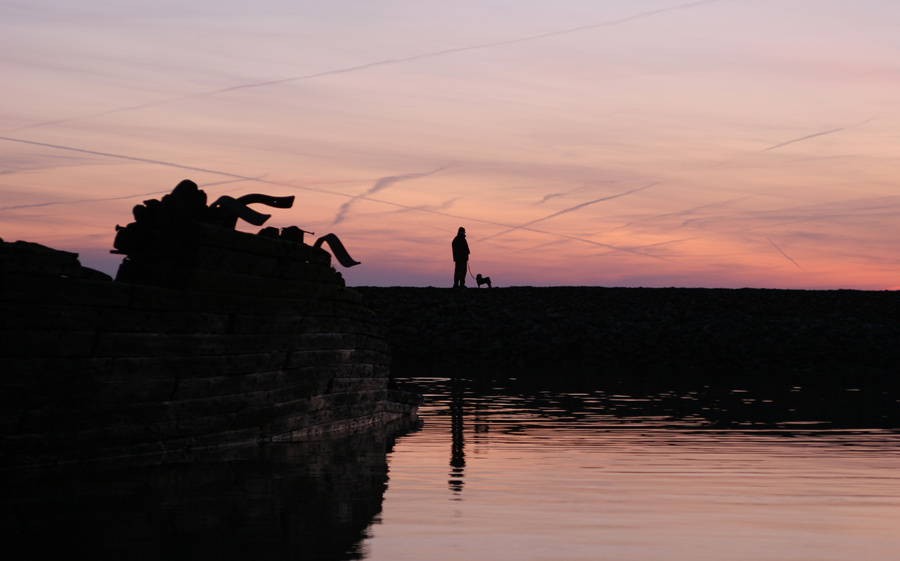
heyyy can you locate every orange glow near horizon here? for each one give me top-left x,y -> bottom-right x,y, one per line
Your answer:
3,1 -> 900,289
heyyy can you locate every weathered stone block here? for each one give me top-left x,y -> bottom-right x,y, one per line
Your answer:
1,329 -> 96,358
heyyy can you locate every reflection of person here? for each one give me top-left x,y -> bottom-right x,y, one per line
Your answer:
451,227 -> 469,288
447,377 -> 466,494
449,377 -> 465,496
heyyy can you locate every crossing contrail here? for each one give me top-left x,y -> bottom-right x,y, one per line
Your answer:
479,182 -> 662,243
6,0 -> 719,133
612,195 -> 756,231
0,135 -> 671,260
0,178 -> 258,212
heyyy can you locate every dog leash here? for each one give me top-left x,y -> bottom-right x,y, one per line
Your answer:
467,262 -> 477,281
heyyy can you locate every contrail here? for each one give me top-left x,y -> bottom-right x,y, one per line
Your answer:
479,181 -> 662,243
381,197 -> 459,216
766,236 -> 805,271
759,118 -> 877,153
331,167 -> 444,225
0,135 -> 275,185
0,135 -> 436,214
0,135 -> 670,260
612,195 -> 756,232
6,0 -> 718,133
708,118 -> 878,169
0,177 -> 257,212
761,128 -> 845,153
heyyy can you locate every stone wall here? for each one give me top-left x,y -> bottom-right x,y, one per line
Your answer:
1,236 -> 413,467
355,286 -> 900,379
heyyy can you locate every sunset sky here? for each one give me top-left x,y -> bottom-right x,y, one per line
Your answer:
2,0 -> 899,288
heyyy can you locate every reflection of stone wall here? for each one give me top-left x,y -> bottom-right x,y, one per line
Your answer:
356,286 -> 900,377
5,421 -> 414,560
0,236 -> 412,468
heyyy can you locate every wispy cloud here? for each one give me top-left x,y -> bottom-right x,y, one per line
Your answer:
0,177 -> 257,212
380,197 -> 460,216
331,168 -> 444,225
5,0 -> 719,133
613,196 -> 756,232
534,182 -> 604,205
537,193 -> 565,205
679,196 -> 900,233
0,136 -> 672,260
0,135 -> 262,184
480,182 -> 663,243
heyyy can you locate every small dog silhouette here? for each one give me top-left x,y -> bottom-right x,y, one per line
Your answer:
476,274 -> 492,288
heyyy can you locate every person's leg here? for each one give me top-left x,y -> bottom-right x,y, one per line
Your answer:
456,261 -> 467,287
454,261 -> 466,287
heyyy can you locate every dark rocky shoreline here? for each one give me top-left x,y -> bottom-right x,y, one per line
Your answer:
355,286 -> 900,381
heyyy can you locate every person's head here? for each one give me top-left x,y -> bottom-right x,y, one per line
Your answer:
458,227 -> 466,235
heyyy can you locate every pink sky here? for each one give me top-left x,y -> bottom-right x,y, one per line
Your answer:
2,0 -> 900,288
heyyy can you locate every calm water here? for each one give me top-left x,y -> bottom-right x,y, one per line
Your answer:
5,375 -> 900,560
364,376 -> 900,561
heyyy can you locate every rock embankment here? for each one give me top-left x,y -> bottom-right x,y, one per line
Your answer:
354,286 -> 900,378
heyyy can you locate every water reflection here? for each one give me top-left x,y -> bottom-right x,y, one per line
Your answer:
415,372 -> 900,431
8,374 -> 899,561
448,378 -> 465,498
4,420 -> 419,561
365,374 -> 900,561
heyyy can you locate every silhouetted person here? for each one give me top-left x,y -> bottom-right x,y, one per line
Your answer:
452,227 -> 469,288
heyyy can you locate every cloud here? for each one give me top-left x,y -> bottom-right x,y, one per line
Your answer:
0,177 -> 255,212
381,197 -> 460,216
642,196 -> 900,269
680,196 -> 900,234
331,167 -> 444,225
534,183 -> 602,205
6,0 -> 720,133
537,193 -> 565,205
479,181 -> 663,243
613,196 -> 756,232
0,136 -> 676,261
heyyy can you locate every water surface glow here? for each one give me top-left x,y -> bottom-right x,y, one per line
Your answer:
366,377 -> 900,561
